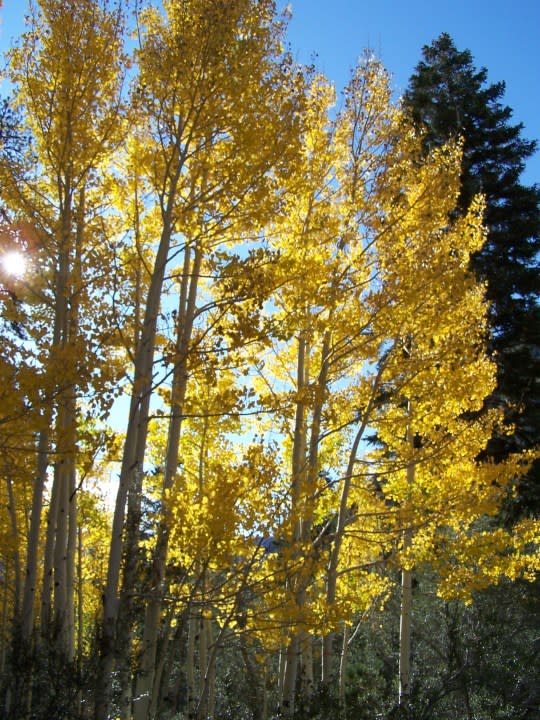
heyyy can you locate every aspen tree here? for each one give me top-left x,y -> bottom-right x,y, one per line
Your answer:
3,0 -> 123,658
97,1 -> 305,717
247,58 -> 538,713
359,127 -> 538,702
252,62 -> 400,711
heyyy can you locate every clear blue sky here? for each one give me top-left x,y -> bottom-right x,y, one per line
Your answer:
1,0 -> 539,182
285,0 -> 540,183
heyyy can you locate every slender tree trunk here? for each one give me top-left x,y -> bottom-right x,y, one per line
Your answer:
281,336 -> 308,716
50,181 -> 75,659
52,451 -> 71,657
96,202 -> 178,720
0,560 -> 8,674
262,662 -> 268,720
196,616 -> 216,720
197,609 -> 208,718
21,429 -> 48,643
77,525 -> 84,720
281,637 -> 299,717
5,476 -> 21,617
399,563 -> 413,705
339,621 -> 350,707
299,631 -> 313,698
399,406 -> 416,707
133,244 -> 202,720
149,608 -> 175,719
2,562 -> 12,716
278,645 -> 286,708
66,449 -> 78,661
186,609 -> 197,719
41,469 -> 59,637
323,362 -> 385,682
52,470 -> 67,651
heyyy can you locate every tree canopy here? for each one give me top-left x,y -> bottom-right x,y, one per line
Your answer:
403,33 -> 540,517
0,8 -> 538,720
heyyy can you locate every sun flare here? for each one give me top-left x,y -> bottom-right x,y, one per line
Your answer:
1,250 -> 27,278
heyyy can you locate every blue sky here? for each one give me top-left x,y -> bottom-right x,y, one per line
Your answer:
285,0 -> 540,183
1,0 -> 539,182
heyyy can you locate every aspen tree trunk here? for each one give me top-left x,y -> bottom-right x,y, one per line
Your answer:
97,189 -> 180,719
323,363 -> 385,682
338,621 -> 350,707
299,632 -> 313,697
66,463 -> 77,660
76,525 -> 84,720
63,191 -> 87,664
282,637 -> 300,717
278,645 -> 286,706
77,525 -> 83,677
195,616 -> 218,720
41,470 -> 59,636
399,407 -> 416,707
187,610 -> 197,719
262,663 -> 268,720
281,336 -> 307,716
52,398 -> 78,662
4,471 -> 25,720
206,620 -> 216,718
2,562 -> 12,715
300,333 -> 331,698
0,560 -> 8,673
196,617 -> 232,720
52,463 -> 69,654
5,477 -> 21,617
399,551 -> 413,705
198,610 -> 208,718
12,430 -> 48,712
162,613 -> 191,717
148,609 -> 174,719
133,244 -> 202,720
283,333 -> 332,712
48,177 -> 76,658
283,332 -> 331,712
21,429 -> 48,643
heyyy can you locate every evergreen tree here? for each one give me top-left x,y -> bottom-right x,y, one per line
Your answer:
404,33 -> 540,517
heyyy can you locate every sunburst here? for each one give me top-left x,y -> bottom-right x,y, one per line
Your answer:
1,250 -> 27,278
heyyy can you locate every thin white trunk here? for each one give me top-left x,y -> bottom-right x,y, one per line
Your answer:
198,610 -> 208,716
0,560 -> 8,673
339,621 -> 350,706
278,645 -> 286,704
65,465 -> 77,661
97,205 -> 177,719
281,637 -> 299,717
323,362 -> 385,682
52,469 -> 69,646
133,245 -> 202,720
198,617 -> 215,719
149,609 -> 174,719
21,429 -> 48,642
187,610 -> 197,718
5,476 -> 21,616
299,631 -> 313,698
77,525 -> 83,669
399,403 -> 416,706
281,336 -> 307,715
399,562 -> 413,704
41,468 -> 59,637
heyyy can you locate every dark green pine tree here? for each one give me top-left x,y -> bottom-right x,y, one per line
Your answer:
403,33 -> 540,517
